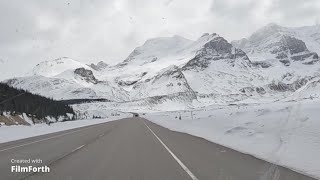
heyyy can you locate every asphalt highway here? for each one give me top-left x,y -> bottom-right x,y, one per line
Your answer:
0,117 -> 317,180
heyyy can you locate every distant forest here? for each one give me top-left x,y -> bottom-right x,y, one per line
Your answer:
0,83 -> 75,120
60,98 -> 111,105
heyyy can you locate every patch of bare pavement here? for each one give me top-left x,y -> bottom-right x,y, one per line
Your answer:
0,117 -> 317,180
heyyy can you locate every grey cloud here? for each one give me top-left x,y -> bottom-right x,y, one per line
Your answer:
267,0 -> 320,25
0,0 -> 319,78
210,0 -> 259,21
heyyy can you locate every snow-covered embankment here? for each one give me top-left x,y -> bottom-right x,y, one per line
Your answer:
144,100 -> 320,178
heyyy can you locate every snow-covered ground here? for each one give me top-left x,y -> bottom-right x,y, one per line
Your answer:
143,99 -> 320,179
0,112 -> 130,144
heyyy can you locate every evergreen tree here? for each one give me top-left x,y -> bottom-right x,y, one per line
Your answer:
0,83 -> 75,120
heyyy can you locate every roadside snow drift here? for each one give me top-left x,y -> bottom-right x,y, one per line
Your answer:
0,111 -> 130,143
144,100 -> 320,179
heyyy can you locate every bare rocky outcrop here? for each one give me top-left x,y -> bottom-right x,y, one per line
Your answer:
268,78 -> 309,92
74,68 -> 98,84
239,87 -> 266,95
183,36 -> 251,70
88,61 -> 108,71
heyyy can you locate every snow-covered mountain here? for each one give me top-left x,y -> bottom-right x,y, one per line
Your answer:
5,58 -> 129,101
230,24 -> 320,101
232,23 -> 319,66
98,33 -> 261,104
31,57 -> 93,77
3,24 -> 320,108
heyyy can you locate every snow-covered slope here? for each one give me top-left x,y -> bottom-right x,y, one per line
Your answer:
5,75 -> 129,101
5,58 -> 129,101
130,65 -> 196,100
31,57 -> 93,77
5,76 -> 95,100
181,35 -> 252,94
108,34 -> 225,81
118,35 -> 193,67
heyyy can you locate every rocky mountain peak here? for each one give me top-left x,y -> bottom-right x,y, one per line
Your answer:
202,36 -> 233,55
89,61 -> 108,71
196,33 -> 218,42
269,35 -> 319,65
183,36 -> 250,70
74,68 -> 98,84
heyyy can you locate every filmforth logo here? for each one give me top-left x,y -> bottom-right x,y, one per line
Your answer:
11,165 -> 50,173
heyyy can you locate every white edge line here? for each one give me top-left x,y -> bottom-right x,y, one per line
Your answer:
71,145 -> 85,153
0,126 -> 93,152
142,120 -> 199,180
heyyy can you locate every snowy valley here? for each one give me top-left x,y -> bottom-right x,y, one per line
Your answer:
1,23 -> 320,178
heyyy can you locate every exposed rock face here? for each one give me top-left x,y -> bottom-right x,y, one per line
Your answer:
282,36 -> 307,54
116,72 -> 148,87
183,36 -> 250,70
118,80 -> 138,86
232,24 -> 319,66
74,68 -> 98,84
251,61 -> 272,68
240,87 -> 266,95
268,78 -> 309,92
275,36 -> 318,64
153,66 -> 188,83
256,87 -> 267,94
88,61 -> 108,71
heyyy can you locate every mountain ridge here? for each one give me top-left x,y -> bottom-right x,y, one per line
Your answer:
3,23 -> 320,108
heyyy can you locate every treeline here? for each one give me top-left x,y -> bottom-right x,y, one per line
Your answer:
0,83 -> 75,121
60,98 -> 111,105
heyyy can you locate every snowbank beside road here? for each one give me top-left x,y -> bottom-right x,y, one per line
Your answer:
144,100 -> 320,179
0,113 -> 130,144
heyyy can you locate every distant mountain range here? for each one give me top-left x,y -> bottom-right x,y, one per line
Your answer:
3,23 -> 320,108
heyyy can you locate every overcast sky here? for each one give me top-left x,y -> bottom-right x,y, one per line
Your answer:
1,0 -> 320,77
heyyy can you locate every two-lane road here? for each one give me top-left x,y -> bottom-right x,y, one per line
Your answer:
0,118 -> 317,180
